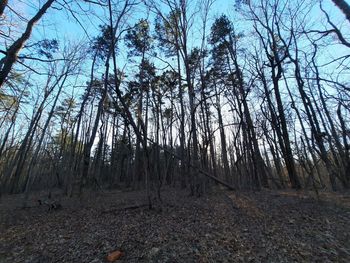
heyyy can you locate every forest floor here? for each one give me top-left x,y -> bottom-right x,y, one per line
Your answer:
0,186 -> 350,263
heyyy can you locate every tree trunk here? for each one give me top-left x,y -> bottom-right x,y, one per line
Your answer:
0,0 -> 55,88
79,62 -> 109,195
0,0 -> 8,16
331,0 -> 350,23
214,82 -> 230,183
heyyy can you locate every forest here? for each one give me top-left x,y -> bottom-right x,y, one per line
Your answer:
0,0 -> 350,262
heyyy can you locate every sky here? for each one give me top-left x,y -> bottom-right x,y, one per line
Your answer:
3,0 -> 350,122
3,0 -> 349,98
1,0 -> 349,150
5,0 -> 348,58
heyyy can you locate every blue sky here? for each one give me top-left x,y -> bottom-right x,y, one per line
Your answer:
3,0 -> 348,101
4,0 -> 350,90
2,0 -> 350,144
6,0 -> 348,55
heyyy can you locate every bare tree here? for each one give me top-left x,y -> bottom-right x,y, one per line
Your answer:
0,0 -> 55,88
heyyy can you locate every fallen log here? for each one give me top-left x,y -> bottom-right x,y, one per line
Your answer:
101,204 -> 148,214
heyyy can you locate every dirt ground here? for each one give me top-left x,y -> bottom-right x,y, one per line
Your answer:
0,187 -> 349,263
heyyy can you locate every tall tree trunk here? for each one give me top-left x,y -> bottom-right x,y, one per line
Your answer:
176,50 -> 186,188
286,37 -> 337,190
0,0 -> 8,16
337,104 -> 350,187
0,0 -> 55,88
6,76 -> 58,193
133,53 -> 146,189
70,52 -> 97,182
22,72 -> 67,203
214,82 -> 230,183
331,0 -> 350,23
271,68 -> 301,189
224,35 -> 268,189
200,69 -> 217,179
79,63 -> 109,195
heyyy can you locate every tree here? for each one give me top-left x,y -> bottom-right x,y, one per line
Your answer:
0,0 -> 8,16
125,18 -> 153,188
154,6 -> 188,188
247,2 -> 302,189
331,0 -> 350,23
210,15 -> 268,189
0,0 -> 55,88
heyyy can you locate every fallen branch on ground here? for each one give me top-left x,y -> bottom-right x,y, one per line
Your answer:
101,204 -> 149,214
